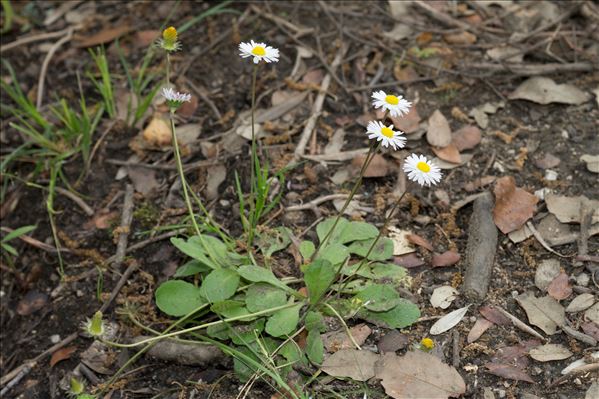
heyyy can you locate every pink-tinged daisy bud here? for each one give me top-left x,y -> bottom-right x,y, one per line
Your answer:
371,90 -> 411,118
239,40 -> 279,64
162,87 -> 191,110
158,26 -> 181,52
403,154 -> 442,186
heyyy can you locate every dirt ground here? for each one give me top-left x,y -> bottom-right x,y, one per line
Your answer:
1,1 -> 598,398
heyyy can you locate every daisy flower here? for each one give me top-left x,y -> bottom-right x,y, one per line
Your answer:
158,26 -> 181,52
371,90 -> 411,117
366,121 -> 406,150
82,311 -> 105,338
239,40 -> 279,64
162,87 -> 191,109
403,154 -> 442,186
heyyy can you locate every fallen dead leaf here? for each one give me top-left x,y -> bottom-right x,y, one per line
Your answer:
50,346 -> 77,368
351,154 -> 392,178
75,24 -> 132,48
431,250 -> 460,267
509,77 -> 591,105
17,290 -> 48,316
393,253 -> 425,268
493,176 -> 538,234
142,116 -> 172,147
585,303 -> 599,324
406,233 -> 433,251
430,305 -> 470,335
581,322 -> 599,340
534,259 -> 561,292
485,363 -> 533,383
390,106 -> 421,134
529,344 -> 573,362
388,227 -> 416,256
85,210 -> 119,230
321,349 -> 379,381
566,294 -> 596,313
546,272 -> 572,301
479,306 -> 511,326
322,324 -> 371,353
432,143 -> 462,164
393,64 -> 419,82
128,166 -> 159,196
443,31 -> 477,44
427,110 -> 452,147
177,95 -> 198,119
430,286 -> 459,309
452,125 -> 481,151
377,330 -> 408,353
204,164 -> 227,201
493,341 -> 540,369
463,176 -> 496,192
516,292 -> 565,335
136,30 -> 160,47
375,351 -> 466,399
580,154 -> 599,173
467,318 -> 494,343
545,194 -> 599,224
432,153 -> 474,169
302,69 -> 324,85
486,45 -> 524,63
533,153 -> 561,169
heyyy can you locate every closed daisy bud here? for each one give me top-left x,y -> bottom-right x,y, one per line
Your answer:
419,337 -> 435,352
70,377 -> 85,395
372,90 -> 411,118
158,26 -> 181,52
239,40 -> 279,64
83,311 -> 105,338
162,87 -> 191,110
403,154 -> 442,186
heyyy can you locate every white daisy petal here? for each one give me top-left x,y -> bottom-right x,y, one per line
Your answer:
403,154 -> 442,186
239,40 -> 279,64
371,90 -> 412,117
365,120 -> 406,150
162,87 -> 191,108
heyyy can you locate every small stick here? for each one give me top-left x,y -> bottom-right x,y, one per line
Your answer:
495,306 -> 546,341
36,28 -> 73,109
112,184 -> 135,271
526,221 -> 568,258
0,26 -> 81,53
463,192 -> 497,301
99,260 -> 139,313
301,148 -> 369,163
54,187 -> 94,216
577,197 -> 592,268
286,194 -> 355,212
452,330 -> 460,368
292,44 -> 348,163
561,325 -> 597,347
0,226 -> 72,254
549,363 -> 599,388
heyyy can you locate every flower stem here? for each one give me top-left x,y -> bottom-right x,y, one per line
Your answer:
310,142 -> 380,262
247,64 -> 259,248
169,111 -> 201,237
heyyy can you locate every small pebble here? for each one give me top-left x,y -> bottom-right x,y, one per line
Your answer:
544,170 -> 558,181
575,273 -> 589,287
76,290 -> 84,297
50,334 -> 61,344
561,130 -> 569,139
219,199 -> 230,207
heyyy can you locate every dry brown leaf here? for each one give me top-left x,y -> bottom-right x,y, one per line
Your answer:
377,330 -> 408,353
479,306 -> 511,326
128,166 -> 159,196
50,346 -> 77,368
581,322 -> 599,340
323,324 -> 371,353
204,164 -> 227,201
545,194 -> 599,224
393,253 -> 425,268
484,363 -> 534,383
85,210 -> 119,230
463,176 -> 496,192
16,290 -> 48,315
393,64 -> 419,82
529,344 -> 573,362
432,143 -> 462,164
375,351 -> 466,399
443,31 -> 477,44
516,292 -> 565,335
390,106 -> 421,133
431,250 -> 461,267
416,31 -> 434,45
533,153 -> 561,169
452,125 -> 481,151
142,116 -> 172,147
467,318 -> 493,343
546,272 -> 572,301
177,95 -> 198,119
352,154 -> 392,178
492,176 -> 538,234
302,69 -> 325,85
406,233 -> 433,251
492,340 -> 540,369
75,25 -> 132,48
427,110 -> 452,147
321,349 -> 379,381
136,30 -> 160,47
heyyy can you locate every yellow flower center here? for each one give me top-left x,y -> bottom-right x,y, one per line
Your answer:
252,46 -> 266,56
381,127 -> 394,138
416,161 -> 431,173
163,27 -> 178,42
420,338 -> 434,350
385,94 -> 399,105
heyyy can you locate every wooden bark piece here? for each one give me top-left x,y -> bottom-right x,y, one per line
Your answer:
463,192 -> 498,301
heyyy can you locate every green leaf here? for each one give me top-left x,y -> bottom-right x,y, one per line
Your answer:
155,280 -> 205,317
1,224 -> 36,243
299,240 -> 315,260
200,268 -> 240,302
316,217 -> 349,244
211,300 -> 254,319
339,221 -> 378,244
245,283 -> 287,313
303,259 -> 336,305
317,243 -> 349,266
279,340 -> 305,364
331,279 -> 373,294
189,235 -> 230,264
340,262 -> 374,278
173,259 -> 211,277
355,284 -> 400,312
258,226 -> 291,258
230,318 -> 265,345
233,346 -> 259,382
348,237 -> 394,261
306,330 -> 324,364
371,263 -> 410,286
1,243 -> 17,256
238,265 -> 290,292
357,298 -> 420,328
305,310 -> 326,332
206,323 -> 229,340
170,237 -> 218,269
265,303 -> 302,337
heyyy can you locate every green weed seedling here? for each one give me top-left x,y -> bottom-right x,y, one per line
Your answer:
87,47 -> 116,119
1,225 -> 36,266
